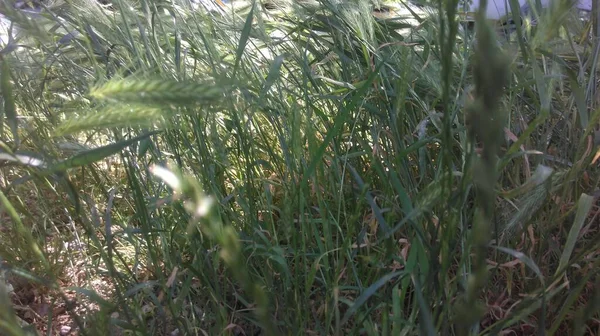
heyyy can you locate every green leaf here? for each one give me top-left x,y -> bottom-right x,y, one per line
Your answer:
340,271 -> 406,326
261,53 -> 286,97
66,287 -> 114,310
137,137 -> 154,158
302,60 -> 386,187
492,245 -> 544,287
347,163 -> 390,234
0,190 -> 49,271
555,193 -> 594,276
567,76 -> 589,129
533,63 -> 551,115
47,131 -> 160,173
233,1 -> 255,77
412,273 -> 435,336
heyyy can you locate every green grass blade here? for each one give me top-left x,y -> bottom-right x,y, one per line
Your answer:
302,60 -> 385,187
411,273 -> 436,336
0,190 -> 49,272
48,131 -> 160,172
260,53 -> 286,97
340,271 -> 406,326
232,1 -> 255,77
555,193 -> 594,276
492,245 -> 545,286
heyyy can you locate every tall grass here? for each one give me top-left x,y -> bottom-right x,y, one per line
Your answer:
0,0 -> 599,335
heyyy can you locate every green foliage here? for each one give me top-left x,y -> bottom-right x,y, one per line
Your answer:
0,0 -> 598,335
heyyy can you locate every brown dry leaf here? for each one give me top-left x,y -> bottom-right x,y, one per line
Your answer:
223,323 -> 245,335
527,225 -> 536,250
591,147 -> 600,165
486,259 -> 521,268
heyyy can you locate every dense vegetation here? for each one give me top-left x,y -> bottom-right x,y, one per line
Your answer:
0,0 -> 599,335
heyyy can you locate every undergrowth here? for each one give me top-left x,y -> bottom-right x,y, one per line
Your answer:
0,0 -> 599,335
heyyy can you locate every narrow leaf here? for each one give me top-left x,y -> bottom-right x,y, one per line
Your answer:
261,53 -> 286,96
233,1 -> 255,76
412,273 -> 436,336
568,76 -> 589,129
340,271 -> 406,326
0,190 -> 49,271
492,246 -> 544,287
555,193 -> 594,276
47,131 -> 159,173
302,60 -> 386,187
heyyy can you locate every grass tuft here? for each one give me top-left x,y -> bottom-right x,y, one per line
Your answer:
0,0 -> 599,335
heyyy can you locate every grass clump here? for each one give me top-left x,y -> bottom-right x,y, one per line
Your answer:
0,0 -> 599,335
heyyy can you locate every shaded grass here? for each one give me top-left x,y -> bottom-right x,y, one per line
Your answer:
0,0 -> 599,335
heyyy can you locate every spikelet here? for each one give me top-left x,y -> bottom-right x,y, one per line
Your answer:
90,79 -> 228,105
56,104 -> 166,135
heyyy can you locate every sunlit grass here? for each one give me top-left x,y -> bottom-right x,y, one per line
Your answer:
0,0 -> 598,335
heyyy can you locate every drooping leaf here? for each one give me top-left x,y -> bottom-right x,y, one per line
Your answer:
491,245 -> 544,287
47,131 -> 160,173
340,271 -> 406,326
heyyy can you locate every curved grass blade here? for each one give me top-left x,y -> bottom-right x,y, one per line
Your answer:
66,287 -> 114,310
47,131 -> 160,173
491,245 -> 545,286
484,280 -> 568,334
499,164 -> 554,199
0,264 -> 56,288
555,193 -> 594,277
233,1 -> 256,77
549,265 -> 596,334
490,245 -> 546,330
340,271 -> 406,326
